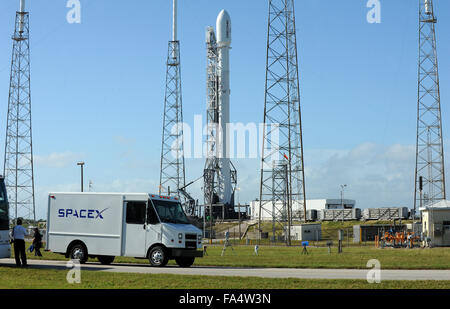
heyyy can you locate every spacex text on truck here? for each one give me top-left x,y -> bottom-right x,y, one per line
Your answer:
46,192 -> 203,267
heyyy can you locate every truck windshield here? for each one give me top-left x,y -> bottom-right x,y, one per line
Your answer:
152,200 -> 190,224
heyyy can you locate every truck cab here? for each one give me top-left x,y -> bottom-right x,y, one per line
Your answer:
125,194 -> 203,267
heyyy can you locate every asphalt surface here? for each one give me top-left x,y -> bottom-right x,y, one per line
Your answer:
1,259 -> 450,281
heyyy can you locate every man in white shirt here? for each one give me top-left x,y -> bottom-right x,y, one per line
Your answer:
12,218 -> 28,267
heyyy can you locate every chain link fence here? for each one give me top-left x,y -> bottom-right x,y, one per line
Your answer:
208,223 -> 378,248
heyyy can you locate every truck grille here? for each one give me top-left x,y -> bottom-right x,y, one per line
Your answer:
185,234 -> 197,240
185,234 -> 197,249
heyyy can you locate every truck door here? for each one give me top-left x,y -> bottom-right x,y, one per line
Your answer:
145,199 -> 162,248
123,201 -> 147,257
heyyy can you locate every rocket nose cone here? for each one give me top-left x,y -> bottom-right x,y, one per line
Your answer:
216,9 -> 231,45
217,9 -> 230,21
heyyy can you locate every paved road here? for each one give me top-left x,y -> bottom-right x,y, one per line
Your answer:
1,259 -> 449,281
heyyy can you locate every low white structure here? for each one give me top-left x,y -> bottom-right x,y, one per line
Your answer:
288,224 -> 321,241
250,200 -> 304,221
421,200 -> 450,247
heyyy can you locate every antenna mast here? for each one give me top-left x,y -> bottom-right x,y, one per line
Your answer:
4,0 -> 36,222
414,0 -> 446,211
159,0 -> 186,201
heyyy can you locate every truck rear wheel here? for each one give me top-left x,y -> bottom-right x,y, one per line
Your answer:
69,243 -> 88,264
148,246 -> 168,267
97,256 -> 115,265
175,257 -> 195,268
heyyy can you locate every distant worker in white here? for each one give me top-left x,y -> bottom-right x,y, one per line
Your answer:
11,218 -> 28,267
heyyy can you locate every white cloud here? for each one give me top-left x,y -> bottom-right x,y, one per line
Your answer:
114,135 -> 136,146
34,152 -> 83,169
304,143 -> 417,208
93,178 -> 159,193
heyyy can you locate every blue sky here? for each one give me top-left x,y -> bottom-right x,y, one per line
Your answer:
0,0 -> 449,220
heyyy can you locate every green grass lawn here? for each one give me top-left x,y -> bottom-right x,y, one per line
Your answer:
6,220 -> 446,290
192,245 -> 450,269
0,267 -> 449,289
15,242 -> 450,270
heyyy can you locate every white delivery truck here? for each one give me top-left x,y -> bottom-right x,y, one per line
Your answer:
46,192 -> 203,267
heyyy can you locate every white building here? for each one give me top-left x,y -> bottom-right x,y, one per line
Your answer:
251,199 -> 356,221
306,199 -> 356,210
289,224 -> 321,241
421,200 -> 450,247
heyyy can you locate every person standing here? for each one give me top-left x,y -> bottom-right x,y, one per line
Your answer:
32,228 -> 42,257
12,218 -> 28,267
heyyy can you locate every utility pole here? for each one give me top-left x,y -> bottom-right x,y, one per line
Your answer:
341,184 -> 347,222
415,176 -> 423,236
236,187 -> 241,240
77,162 -> 85,192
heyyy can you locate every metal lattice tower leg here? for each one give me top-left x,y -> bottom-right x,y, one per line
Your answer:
258,0 -> 306,245
159,1 -> 186,198
271,161 -> 289,241
3,9 -> 36,222
414,0 -> 446,210
159,40 -> 186,197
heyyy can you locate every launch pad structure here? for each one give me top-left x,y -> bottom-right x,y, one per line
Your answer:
203,10 -> 240,220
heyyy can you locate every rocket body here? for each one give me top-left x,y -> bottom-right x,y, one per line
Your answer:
216,10 -> 233,206
19,0 -> 25,33
424,0 -> 432,15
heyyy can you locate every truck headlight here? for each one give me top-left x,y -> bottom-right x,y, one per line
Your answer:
198,234 -> 202,241
178,233 -> 183,240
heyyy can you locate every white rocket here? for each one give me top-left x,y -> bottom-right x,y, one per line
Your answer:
424,0 -> 432,15
216,10 -> 233,206
19,0 -> 26,33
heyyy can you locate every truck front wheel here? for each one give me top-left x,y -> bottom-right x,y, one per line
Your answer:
175,257 -> 195,268
69,243 -> 88,264
148,246 -> 168,267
